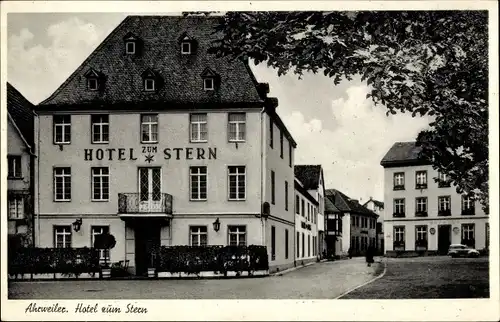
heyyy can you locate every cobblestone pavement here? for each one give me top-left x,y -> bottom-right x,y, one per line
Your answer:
9,257 -> 382,299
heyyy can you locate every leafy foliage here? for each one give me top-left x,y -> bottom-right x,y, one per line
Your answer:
208,11 -> 489,210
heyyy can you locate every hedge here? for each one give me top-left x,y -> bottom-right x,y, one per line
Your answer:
8,247 -> 100,277
155,245 -> 269,275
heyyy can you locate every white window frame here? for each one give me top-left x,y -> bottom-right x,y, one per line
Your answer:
54,226 -> 72,248
91,167 -> 110,201
8,196 -> 24,219
416,171 -> 427,186
394,226 -> 405,243
190,226 -> 208,246
190,166 -> 207,201
144,78 -> 155,91
125,41 -> 136,54
88,78 -> 99,91
190,113 -> 208,143
54,167 -> 71,201
394,198 -> 405,214
140,114 -> 158,143
54,115 -> 71,144
438,172 -> 448,182
91,114 -> 109,143
438,196 -> 451,211
394,172 -> 404,187
91,226 -> 110,263
416,197 -> 427,213
228,166 -> 246,200
228,113 -> 246,142
228,225 -> 247,246
416,226 -> 427,241
203,78 -> 215,91
462,195 -> 474,210
462,224 -> 475,240
7,155 -> 22,178
181,41 -> 191,54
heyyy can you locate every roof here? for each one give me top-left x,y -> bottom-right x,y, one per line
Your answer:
362,198 -> 384,209
38,16 -> 262,109
294,180 -> 319,206
324,195 -> 340,214
380,142 -> 431,168
294,165 -> 322,190
7,83 -> 35,149
325,189 -> 378,217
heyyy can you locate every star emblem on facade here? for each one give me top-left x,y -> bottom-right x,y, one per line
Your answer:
145,153 -> 155,163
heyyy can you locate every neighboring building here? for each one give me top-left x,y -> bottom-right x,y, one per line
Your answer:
294,178 -> 319,265
363,197 -> 384,254
294,164 -> 326,258
325,189 -> 378,256
34,16 -> 297,275
381,142 -> 489,256
6,83 -> 36,246
324,193 -> 342,258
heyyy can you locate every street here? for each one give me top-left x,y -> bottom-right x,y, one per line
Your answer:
341,256 -> 489,299
9,257 -> 381,299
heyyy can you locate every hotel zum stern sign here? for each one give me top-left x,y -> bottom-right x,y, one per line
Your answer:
83,147 -> 217,163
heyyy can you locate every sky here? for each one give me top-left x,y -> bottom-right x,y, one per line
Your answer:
7,13 -> 432,203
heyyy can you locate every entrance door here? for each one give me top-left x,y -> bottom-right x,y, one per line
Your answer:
134,222 -> 161,276
438,225 -> 452,255
139,168 -> 161,212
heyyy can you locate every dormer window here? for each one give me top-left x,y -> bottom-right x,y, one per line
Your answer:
123,32 -> 142,56
125,41 -> 136,54
88,78 -> 99,91
141,68 -> 162,92
84,68 -> 104,91
181,41 -> 191,55
201,67 -> 219,92
144,78 -> 155,91
178,32 -> 197,56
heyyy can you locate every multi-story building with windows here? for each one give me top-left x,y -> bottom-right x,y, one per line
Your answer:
381,142 -> 489,256
34,16 -> 297,275
293,178 -> 319,265
363,197 -> 384,254
326,189 -> 378,256
6,83 -> 36,247
294,165 -> 326,258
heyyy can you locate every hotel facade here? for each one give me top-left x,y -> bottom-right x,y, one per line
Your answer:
33,16 -> 297,275
381,142 -> 489,256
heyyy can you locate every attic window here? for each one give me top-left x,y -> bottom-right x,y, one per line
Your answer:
125,41 -> 136,54
181,42 -> 191,55
203,78 -> 214,91
201,67 -> 219,91
88,78 -> 99,91
84,69 -> 103,91
144,78 -> 155,91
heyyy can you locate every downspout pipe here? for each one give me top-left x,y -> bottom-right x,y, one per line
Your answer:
260,106 -> 266,246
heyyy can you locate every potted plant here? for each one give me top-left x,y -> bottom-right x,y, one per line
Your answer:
93,232 -> 116,279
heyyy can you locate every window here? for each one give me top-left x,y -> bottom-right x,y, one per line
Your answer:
181,41 -> 191,54
271,226 -> 276,260
228,113 -> 246,142
203,78 -> 214,91
8,196 -> 24,219
190,226 -> 208,246
228,226 -> 246,246
295,195 -> 300,214
54,167 -> 71,201
125,41 -> 136,54
307,235 -> 311,257
285,229 -> 289,259
462,195 -> 475,215
53,115 -> 71,144
91,115 -> 109,143
393,172 -> 405,190
88,78 -> 99,91
415,225 -> 428,249
296,231 -> 300,257
438,172 -> 451,187
269,120 -> 274,148
280,131 -> 284,158
394,226 -> 405,249
144,78 -> 155,91
190,113 -> 208,143
438,196 -> 451,215
54,226 -> 72,248
7,155 -> 22,178
307,203 -> 310,221
301,199 -> 305,217
285,181 -> 289,211
228,166 -> 246,200
91,167 -> 109,201
461,224 -> 475,248
190,166 -> 207,200
301,232 -> 305,257
141,114 -> 158,143
415,197 -> 428,216
288,141 -> 292,167
91,226 -> 110,262
271,170 -> 275,205
393,198 -> 405,217
415,171 -> 427,189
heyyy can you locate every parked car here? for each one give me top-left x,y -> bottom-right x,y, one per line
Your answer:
448,244 -> 480,258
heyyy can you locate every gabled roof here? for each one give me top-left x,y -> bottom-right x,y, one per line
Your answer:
325,189 -> 378,217
362,198 -> 384,209
38,16 -> 262,109
294,165 -> 322,190
294,179 -> 319,206
324,195 -> 340,214
380,142 -> 431,168
7,83 -> 35,149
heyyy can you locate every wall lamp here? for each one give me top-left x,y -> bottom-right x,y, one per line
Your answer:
213,218 -> 221,232
72,218 -> 83,232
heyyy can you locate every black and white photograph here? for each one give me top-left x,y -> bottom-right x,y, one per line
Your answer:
1,1 -> 498,321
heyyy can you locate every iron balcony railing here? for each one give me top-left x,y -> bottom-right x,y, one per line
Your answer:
118,193 -> 173,214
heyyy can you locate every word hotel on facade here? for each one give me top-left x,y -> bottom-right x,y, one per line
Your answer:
381,142 -> 489,257
33,15 -> 300,275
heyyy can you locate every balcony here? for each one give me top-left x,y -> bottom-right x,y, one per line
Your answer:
118,193 -> 173,215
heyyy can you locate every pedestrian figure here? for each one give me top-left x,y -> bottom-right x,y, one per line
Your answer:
348,247 -> 353,259
366,246 -> 375,267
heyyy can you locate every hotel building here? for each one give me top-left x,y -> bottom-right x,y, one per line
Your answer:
381,142 -> 489,256
294,178 -> 319,265
33,16 -> 297,275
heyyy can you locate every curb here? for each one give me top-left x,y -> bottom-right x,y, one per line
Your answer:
334,259 -> 387,299
270,259 -> 328,276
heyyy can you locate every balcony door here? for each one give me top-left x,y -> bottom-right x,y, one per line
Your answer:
138,167 -> 162,212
